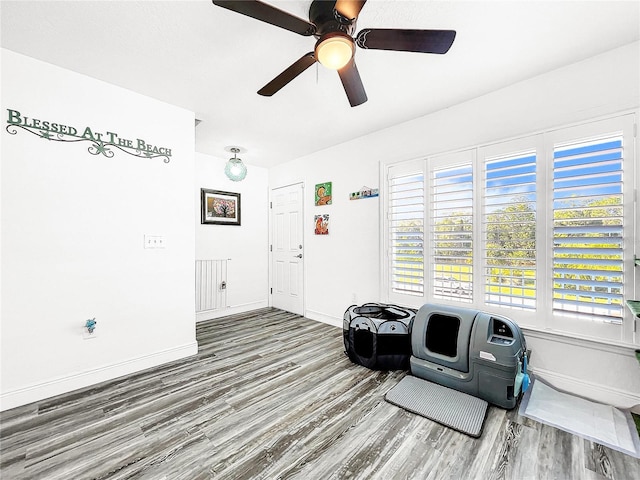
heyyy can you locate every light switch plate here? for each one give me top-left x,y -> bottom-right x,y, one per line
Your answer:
144,234 -> 165,249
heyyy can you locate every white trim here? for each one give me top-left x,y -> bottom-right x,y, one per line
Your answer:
522,325 -> 637,355
269,182 -> 305,316
304,309 -> 341,328
380,160 -> 388,303
0,342 -> 198,412
530,366 -> 640,410
380,111 -> 639,347
383,159 -> 428,306
196,300 -> 269,322
381,108 -> 638,172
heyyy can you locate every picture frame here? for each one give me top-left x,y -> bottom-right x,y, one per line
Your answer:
201,189 -> 241,226
314,214 -> 329,235
315,181 -> 332,206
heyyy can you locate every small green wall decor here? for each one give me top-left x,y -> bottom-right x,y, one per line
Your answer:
315,182 -> 332,206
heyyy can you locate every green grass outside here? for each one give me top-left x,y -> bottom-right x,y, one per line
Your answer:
396,262 -> 620,306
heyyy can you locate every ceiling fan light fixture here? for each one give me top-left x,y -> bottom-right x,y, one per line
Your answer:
211,0 -> 456,106
224,147 -> 247,182
315,33 -> 354,70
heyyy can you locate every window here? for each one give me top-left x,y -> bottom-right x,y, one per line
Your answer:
483,151 -> 537,309
389,170 -> 424,296
552,136 -> 624,322
382,114 -> 636,344
431,163 -> 473,302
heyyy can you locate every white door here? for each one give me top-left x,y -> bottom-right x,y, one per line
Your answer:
271,183 -> 304,315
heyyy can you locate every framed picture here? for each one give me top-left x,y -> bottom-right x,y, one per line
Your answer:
314,214 -> 329,235
201,189 -> 241,226
315,181 -> 332,206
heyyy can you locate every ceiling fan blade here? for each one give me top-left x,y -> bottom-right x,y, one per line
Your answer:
356,29 -> 456,54
338,59 -> 367,107
212,1 -> 316,36
258,52 -> 317,97
334,0 -> 367,21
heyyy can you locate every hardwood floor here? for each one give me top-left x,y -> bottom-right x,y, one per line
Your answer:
1,307 -> 639,479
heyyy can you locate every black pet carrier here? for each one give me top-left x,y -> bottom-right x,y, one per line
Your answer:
343,303 -> 416,370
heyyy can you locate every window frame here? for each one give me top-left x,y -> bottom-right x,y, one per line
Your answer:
479,136 -> 544,319
381,114 -> 637,345
383,159 -> 427,307
429,149 -> 476,304
544,116 -> 636,342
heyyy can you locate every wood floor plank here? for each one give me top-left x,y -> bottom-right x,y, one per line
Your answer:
2,307 -> 640,479
584,439 -> 640,480
533,423 -> 584,480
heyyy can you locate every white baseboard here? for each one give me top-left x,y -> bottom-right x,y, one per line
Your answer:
0,342 -> 198,412
304,310 -> 341,328
196,300 -> 269,322
530,366 -> 640,410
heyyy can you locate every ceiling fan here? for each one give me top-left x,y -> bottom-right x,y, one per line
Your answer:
212,0 -> 456,107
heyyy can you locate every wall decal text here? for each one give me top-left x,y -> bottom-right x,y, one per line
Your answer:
5,109 -> 172,163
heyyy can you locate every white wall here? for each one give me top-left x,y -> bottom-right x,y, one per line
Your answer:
0,49 -> 197,410
270,42 -> 640,408
2,41 -> 638,412
269,154 -> 381,325
195,152 -> 269,319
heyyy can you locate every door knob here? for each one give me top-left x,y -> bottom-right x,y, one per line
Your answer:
294,254 -> 303,258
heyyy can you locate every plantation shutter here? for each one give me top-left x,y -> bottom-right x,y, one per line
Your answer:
483,151 -> 537,309
382,114 -> 635,342
430,161 -> 473,302
552,135 -> 624,322
389,170 -> 425,296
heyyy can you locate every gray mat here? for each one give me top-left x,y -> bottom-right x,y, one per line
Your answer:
385,375 -> 489,437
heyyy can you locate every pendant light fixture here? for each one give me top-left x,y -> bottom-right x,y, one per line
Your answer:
224,146 -> 247,182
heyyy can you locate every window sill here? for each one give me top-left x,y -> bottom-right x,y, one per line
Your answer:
520,325 -> 638,356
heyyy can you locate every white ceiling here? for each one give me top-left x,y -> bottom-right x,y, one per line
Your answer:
2,0 -> 639,168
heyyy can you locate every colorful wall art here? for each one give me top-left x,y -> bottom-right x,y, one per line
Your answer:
201,189 -> 241,226
314,214 -> 329,235
350,186 -> 379,200
315,182 -> 332,206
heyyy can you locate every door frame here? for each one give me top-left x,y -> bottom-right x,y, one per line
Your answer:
269,182 -> 305,315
